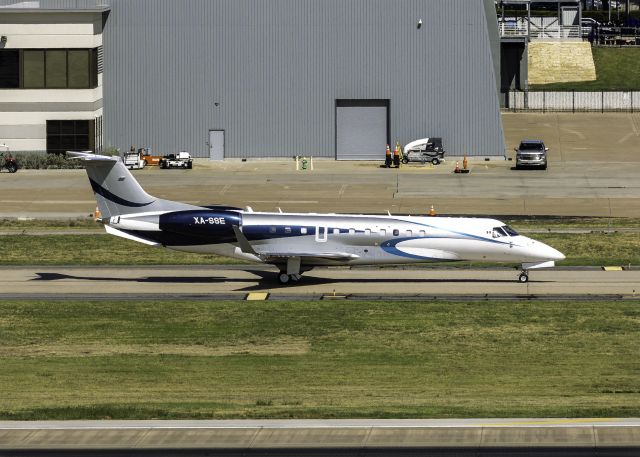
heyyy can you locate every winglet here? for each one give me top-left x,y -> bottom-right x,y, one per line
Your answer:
232,226 -> 258,256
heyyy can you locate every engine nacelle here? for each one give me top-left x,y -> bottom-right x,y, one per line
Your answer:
159,210 -> 242,241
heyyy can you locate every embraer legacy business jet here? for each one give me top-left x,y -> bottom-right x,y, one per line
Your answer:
72,152 -> 565,284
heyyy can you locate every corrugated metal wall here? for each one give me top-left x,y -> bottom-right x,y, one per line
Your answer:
1,0 -> 505,158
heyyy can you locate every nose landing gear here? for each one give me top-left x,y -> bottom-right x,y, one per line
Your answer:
518,271 -> 529,283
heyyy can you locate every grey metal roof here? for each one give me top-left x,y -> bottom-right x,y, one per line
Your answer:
0,6 -> 109,12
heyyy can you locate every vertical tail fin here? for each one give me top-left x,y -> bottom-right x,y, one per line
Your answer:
69,152 -> 197,218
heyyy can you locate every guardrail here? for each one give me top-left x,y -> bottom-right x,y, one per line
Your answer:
499,23 -> 581,40
504,90 -> 640,112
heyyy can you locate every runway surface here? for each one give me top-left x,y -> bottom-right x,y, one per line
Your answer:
1,419 -> 639,456
3,265 -> 639,299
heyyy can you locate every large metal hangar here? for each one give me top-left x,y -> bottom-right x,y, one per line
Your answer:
0,0 -> 505,160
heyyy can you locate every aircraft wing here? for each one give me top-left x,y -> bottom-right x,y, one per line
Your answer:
257,252 -> 360,262
231,226 -> 358,262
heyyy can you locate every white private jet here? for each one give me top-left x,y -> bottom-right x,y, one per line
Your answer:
71,152 -> 565,284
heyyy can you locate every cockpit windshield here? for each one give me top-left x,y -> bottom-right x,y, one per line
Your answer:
492,225 -> 519,238
502,225 -> 519,236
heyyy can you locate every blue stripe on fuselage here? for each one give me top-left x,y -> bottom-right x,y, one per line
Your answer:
89,178 -> 154,207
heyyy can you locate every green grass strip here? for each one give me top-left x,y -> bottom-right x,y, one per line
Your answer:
0,300 -> 638,420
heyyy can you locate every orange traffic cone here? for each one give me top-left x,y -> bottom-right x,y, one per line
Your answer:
463,155 -> 468,170
428,205 -> 436,216
454,161 -> 460,173
94,205 -> 101,221
385,145 -> 392,168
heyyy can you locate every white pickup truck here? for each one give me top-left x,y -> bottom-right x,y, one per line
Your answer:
159,151 -> 193,169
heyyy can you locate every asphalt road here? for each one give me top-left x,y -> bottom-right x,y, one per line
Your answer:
5,265 -> 639,299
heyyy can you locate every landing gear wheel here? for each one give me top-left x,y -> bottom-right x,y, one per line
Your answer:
278,273 -> 290,285
6,163 -> 17,173
518,272 -> 529,283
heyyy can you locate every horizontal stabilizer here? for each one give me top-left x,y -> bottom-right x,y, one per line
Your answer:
104,225 -> 160,246
67,151 -> 118,162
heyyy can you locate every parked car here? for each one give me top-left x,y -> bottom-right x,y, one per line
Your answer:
515,140 -> 548,170
581,17 -> 599,37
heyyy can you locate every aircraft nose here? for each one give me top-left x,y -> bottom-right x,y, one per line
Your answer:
540,243 -> 565,261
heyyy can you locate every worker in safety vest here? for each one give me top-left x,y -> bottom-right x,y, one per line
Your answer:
385,145 -> 392,168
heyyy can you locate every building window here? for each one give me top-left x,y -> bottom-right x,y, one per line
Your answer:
19,49 -> 97,89
46,120 -> 94,155
0,50 -> 20,88
68,50 -> 90,88
46,50 -> 67,88
23,50 -> 45,88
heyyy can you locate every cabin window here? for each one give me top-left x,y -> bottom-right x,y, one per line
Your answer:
393,229 -> 399,236
301,227 -> 307,234
419,230 -> 426,237
269,226 -> 277,234
333,228 -> 339,235
285,227 -> 291,234
349,228 -> 355,235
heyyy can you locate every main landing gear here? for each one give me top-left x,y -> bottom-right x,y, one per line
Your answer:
277,257 -> 305,285
278,272 -> 302,284
518,271 -> 529,283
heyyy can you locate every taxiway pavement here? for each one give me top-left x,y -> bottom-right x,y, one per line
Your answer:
4,266 -> 639,299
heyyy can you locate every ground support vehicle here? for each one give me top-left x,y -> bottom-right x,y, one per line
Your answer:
402,138 -> 445,165
0,144 -> 17,173
140,148 -> 162,166
123,150 -> 146,170
159,151 -> 193,169
515,140 -> 548,170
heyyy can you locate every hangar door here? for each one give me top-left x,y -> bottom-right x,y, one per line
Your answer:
336,100 -> 389,160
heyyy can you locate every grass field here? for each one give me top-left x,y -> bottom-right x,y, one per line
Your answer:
1,231 -> 638,266
530,47 -> 640,91
0,300 -> 638,420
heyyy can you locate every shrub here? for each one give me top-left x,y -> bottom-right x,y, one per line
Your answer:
13,152 -> 85,170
